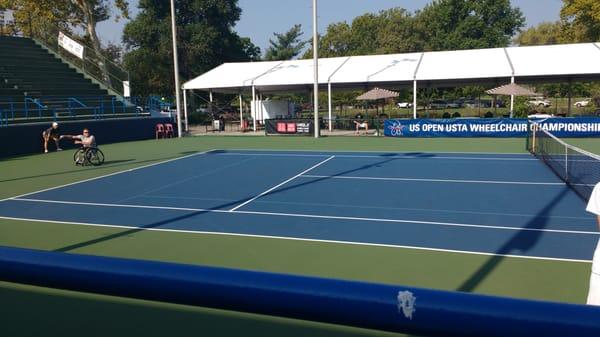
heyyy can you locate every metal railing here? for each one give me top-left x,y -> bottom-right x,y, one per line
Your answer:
0,95 -> 148,127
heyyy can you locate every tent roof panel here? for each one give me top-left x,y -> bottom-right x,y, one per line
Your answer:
181,61 -> 282,90
507,43 -> 600,77
252,57 -> 349,87
416,48 -> 511,81
329,53 -> 421,83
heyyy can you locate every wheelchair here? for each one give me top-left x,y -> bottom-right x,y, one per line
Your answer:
73,147 -> 105,166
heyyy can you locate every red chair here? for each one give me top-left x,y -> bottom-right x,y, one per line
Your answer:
155,123 -> 165,139
164,123 -> 174,138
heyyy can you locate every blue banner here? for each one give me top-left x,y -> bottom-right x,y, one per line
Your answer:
384,117 -> 600,138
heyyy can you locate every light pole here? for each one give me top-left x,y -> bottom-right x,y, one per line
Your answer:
312,0 -> 319,138
170,0 -> 183,137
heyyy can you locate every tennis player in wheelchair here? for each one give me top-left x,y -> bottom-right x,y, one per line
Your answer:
62,128 -> 104,166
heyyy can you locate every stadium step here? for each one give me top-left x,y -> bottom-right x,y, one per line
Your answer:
0,36 -> 133,124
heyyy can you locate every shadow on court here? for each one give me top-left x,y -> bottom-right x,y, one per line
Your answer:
54,152 -> 430,252
457,186 -> 571,292
0,158 -> 170,184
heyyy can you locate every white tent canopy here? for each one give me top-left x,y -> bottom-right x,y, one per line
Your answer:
183,42 -> 600,92
181,42 -> 600,127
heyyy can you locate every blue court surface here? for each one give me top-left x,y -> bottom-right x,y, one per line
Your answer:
0,149 -> 597,262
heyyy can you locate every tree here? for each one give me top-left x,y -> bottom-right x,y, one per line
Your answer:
315,22 -> 352,57
514,21 -> 563,46
123,0 -> 260,97
305,1 -> 524,59
560,0 -> 600,42
415,0 -> 525,51
264,24 -> 307,60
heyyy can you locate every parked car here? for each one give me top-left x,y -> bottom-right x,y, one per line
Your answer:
429,99 -> 448,109
463,100 -> 477,108
446,100 -> 462,108
527,97 -> 551,107
528,113 -> 554,119
574,99 -> 590,108
397,102 -> 413,108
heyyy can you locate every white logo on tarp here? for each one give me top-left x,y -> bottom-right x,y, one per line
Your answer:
397,290 -> 416,319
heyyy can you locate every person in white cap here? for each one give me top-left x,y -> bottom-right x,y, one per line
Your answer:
42,122 -> 62,153
586,182 -> 600,305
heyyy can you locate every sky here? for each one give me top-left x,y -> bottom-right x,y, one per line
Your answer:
97,0 -> 564,51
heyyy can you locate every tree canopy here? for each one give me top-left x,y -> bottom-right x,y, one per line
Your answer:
514,22 -> 563,46
264,24 -> 307,60
122,0 -> 260,97
304,0 -> 524,58
560,0 -> 600,42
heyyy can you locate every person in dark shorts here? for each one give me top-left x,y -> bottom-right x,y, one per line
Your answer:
42,122 -> 62,153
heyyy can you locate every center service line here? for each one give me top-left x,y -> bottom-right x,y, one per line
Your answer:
228,156 -> 335,212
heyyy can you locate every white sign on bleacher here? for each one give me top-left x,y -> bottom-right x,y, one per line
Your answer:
123,81 -> 130,97
58,32 -> 84,60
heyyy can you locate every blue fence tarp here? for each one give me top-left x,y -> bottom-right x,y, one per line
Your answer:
384,117 -> 600,138
0,246 -> 599,337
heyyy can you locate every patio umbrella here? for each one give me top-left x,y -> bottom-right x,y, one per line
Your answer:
486,83 -> 539,117
485,83 -> 538,96
356,87 -> 399,116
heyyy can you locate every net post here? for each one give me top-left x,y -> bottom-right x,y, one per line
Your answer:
564,145 -> 568,182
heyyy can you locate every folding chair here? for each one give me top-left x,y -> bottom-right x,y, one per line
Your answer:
164,123 -> 174,138
155,123 -> 165,139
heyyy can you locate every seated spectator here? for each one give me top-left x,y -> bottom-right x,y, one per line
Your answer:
42,122 -> 62,153
354,113 -> 369,135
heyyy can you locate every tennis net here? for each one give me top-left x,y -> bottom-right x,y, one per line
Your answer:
527,122 -> 600,201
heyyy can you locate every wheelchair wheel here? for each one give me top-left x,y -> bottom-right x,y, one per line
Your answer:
85,148 -> 105,166
73,148 -> 86,165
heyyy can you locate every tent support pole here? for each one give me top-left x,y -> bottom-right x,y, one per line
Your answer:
239,94 -> 243,131
510,77 -> 515,118
328,82 -> 332,132
252,86 -> 256,132
413,80 -> 417,119
568,79 -> 572,116
183,89 -> 188,132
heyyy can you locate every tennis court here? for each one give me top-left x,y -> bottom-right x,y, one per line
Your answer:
1,136 -> 599,337
1,148 -> 596,261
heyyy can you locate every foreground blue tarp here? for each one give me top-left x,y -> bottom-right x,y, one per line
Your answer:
0,245 -> 599,337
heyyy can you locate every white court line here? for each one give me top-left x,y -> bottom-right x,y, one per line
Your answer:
12,197 -> 599,235
228,155 -> 336,212
0,215 -> 591,264
221,148 -> 532,156
301,175 -> 564,186
1,149 -> 216,202
214,152 -> 537,161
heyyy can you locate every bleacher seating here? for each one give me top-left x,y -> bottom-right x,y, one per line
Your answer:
0,36 -> 137,124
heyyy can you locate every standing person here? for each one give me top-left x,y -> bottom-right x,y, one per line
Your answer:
586,182 -> 600,305
42,122 -> 62,153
